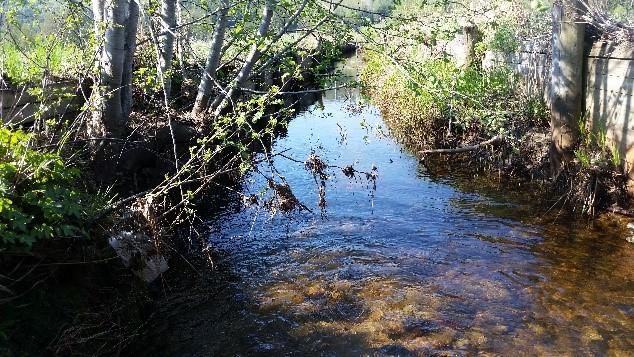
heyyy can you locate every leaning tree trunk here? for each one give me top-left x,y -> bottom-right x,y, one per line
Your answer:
191,0 -> 230,116
158,0 -> 177,99
207,0 -> 309,117
89,0 -> 140,138
208,0 -> 276,116
549,0 -> 585,175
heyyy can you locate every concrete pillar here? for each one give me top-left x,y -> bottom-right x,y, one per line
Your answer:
463,24 -> 483,69
549,0 -> 585,174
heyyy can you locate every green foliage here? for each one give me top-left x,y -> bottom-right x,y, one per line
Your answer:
363,53 -> 516,139
1,0 -> 90,85
523,96 -> 549,126
0,128 -> 90,247
0,36 -> 84,85
574,148 -> 591,169
574,119 -> 623,171
487,25 -> 519,53
608,0 -> 634,23
133,44 -> 165,93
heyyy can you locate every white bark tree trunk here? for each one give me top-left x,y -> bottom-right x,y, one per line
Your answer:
176,0 -> 185,76
122,0 -> 139,117
92,0 -> 105,27
158,0 -> 177,99
89,0 -> 140,138
208,0 -> 278,116
191,0 -> 231,116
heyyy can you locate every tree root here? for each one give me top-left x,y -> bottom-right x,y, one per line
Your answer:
419,135 -> 503,155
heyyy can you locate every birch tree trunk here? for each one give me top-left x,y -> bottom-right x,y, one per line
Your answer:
0,0 -> 8,31
463,24 -> 482,69
158,0 -> 177,99
191,0 -> 230,116
89,0 -> 140,138
92,0 -> 105,27
122,0 -> 139,118
549,0 -> 585,174
176,0 -> 185,77
207,0 -> 309,116
208,0 -> 276,116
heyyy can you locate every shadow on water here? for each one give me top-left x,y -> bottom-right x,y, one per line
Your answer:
133,56 -> 634,356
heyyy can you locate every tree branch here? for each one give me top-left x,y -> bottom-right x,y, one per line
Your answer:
419,135 -> 503,155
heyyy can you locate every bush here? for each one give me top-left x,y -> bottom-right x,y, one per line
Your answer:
362,53 -> 517,144
0,128 -> 89,247
487,25 -> 520,53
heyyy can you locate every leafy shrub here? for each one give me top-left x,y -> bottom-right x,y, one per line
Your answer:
609,2 -> 634,23
363,53 -> 517,143
487,25 -> 520,53
361,54 -> 436,150
0,128 -> 89,246
574,120 -> 623,171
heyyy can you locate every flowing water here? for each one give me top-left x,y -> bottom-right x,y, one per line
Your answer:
143,58 -> 634,356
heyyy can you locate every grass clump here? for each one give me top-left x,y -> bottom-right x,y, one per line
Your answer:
361,52 -> 543,153
0,35 -> 85,85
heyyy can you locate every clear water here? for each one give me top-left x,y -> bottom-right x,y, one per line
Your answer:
142,59 -> 634,356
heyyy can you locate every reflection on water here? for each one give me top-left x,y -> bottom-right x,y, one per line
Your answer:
141,58 -> 634,356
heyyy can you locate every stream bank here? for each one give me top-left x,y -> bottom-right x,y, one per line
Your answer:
0,46 -> 349,355
360,51 -> 630,217
126,57 -> 634,355
3,56 -> 633,356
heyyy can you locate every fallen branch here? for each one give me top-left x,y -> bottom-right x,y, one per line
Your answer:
606,204 -> 634,217
239,84 -> 350,95
419,135 -> 503,155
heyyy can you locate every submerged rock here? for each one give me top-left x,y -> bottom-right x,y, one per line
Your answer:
626,223 -> 634,243
376,344 -> 414,356
109,231 -> 169,282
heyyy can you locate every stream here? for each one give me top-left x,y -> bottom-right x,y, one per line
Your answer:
141,57 -> 634,356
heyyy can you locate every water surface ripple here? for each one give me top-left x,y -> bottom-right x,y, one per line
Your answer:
153,76 -> 633,356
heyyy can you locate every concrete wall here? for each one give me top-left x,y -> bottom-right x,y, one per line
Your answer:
585,42 -> 634,181
483,41 -> 552,103
484,41 -> 634,184
0,81 -> 85,125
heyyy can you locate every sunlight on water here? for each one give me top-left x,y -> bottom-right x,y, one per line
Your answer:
143,58 -> 634,356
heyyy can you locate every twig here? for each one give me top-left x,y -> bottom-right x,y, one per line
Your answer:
419,135 -> 503,155
606,204 -> 634,217
238,84 -> 350,95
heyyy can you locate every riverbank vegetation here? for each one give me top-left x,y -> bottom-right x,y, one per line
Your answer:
1,0 -> 351,245
2,0 -> 634,354
1,0 -> 355,353
359,0 -> 634,216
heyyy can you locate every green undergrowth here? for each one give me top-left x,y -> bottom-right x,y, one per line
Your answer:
0,128 -> 100,247
360,52 -> 629,215
1,36 -> 85,85
361,52 -> 548,153
565,119 -> 627,215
